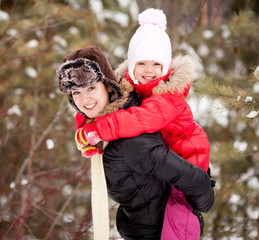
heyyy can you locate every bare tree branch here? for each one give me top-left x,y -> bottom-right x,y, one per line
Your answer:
43,182 -> 82,240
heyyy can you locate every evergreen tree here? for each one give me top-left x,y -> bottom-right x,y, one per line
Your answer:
0,0 -> 135,239
188,7 -> 259,240
0,0 -> 258,239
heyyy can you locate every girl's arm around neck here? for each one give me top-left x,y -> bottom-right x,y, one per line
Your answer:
95,94 -> 185,141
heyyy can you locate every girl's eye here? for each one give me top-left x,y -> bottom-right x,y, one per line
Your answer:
154,62 -> 161,66
137,62 -> 145,66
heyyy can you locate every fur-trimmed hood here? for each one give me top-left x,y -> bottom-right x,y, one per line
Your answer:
115,54 -> 195,96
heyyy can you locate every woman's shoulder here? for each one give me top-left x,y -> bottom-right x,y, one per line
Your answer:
123,91 -> 142,109
110,132 -> 164,154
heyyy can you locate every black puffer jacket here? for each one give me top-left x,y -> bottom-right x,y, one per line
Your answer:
103,92 -> 214,240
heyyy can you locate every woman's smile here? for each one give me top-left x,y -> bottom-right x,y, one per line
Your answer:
72,82 -> 109,118
84,102 -> 97,109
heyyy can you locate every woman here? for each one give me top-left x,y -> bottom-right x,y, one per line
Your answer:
57,46 -> 214,240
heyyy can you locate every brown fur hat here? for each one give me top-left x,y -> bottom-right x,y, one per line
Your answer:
56,47 -> 123,116
63,46 -> 116,82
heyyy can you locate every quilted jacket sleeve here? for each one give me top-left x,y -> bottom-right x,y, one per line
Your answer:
95,93 -> 185,141
121,132 -> 214,212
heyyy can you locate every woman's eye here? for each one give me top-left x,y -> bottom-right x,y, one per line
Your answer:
88,86 -> 95,91
72,91 -> 80,95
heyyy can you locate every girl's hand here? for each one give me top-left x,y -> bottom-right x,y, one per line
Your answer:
75,128 -> 103,158
83,122 -> 102,145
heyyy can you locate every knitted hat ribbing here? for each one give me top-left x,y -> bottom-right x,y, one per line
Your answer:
128,8 -> 172,83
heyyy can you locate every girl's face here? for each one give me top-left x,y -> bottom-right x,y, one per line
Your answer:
71,82 -> 109,118
134,61 -> 162,84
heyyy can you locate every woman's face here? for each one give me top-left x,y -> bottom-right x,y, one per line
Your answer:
71,82 -> 109,118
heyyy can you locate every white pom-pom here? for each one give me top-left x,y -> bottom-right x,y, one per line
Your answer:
138,8 -> 167,30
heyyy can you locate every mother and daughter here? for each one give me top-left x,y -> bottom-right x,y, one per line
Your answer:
57,8 -> 214,240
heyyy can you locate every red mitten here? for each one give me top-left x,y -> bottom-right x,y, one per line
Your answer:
80,145 -> 103,158
83,122 -> 102,145
85,131 -> 102,145
75,128 -> 89,149
75,128 -> 103,158
84,122 -> 98,134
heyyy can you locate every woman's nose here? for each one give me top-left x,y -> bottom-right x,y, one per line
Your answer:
82,96 -> 91,103
81,93 -> 91,103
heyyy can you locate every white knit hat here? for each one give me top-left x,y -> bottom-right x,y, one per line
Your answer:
128,8 -> 172,83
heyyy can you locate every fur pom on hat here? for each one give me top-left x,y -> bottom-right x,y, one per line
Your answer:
56,47 -> 122,116
138,8 -> 167,30
128,8 -> 172,83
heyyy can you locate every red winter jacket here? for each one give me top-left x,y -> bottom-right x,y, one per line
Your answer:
75,55 -> 210,171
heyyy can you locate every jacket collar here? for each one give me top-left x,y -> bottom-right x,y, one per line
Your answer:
125,68 -> 172,97
115,54 -> 195,97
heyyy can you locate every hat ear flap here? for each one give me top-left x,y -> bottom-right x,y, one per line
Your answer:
106,79 -> 123,102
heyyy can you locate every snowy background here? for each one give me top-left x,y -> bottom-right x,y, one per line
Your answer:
0,0 -> 258,239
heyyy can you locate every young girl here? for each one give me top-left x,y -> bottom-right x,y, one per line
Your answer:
74,9 -> 211,238
56,46 -> 214,239
75,9 -> 211,238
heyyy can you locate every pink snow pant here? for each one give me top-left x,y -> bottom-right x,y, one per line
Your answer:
161,186 -> 200,240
